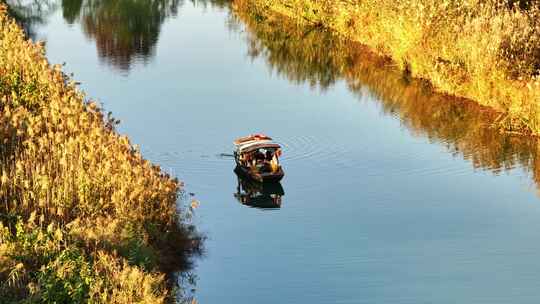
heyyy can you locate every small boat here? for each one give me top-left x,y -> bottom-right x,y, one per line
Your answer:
233,134 -> 285,183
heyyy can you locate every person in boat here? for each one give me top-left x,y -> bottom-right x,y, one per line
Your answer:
265,150 -> 273,161
255,149 -> 266,162
239,147 -> 281,174
254,149 -> 277,173
233,134 -> 285,182
270,153 -> 279,173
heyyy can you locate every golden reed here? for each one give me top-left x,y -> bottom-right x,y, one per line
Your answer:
233,2 -> 540,194
234,0 -> 540,134
0,4 -> 198,302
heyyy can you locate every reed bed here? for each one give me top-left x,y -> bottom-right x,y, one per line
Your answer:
235,0 -> 540,134
233,4 -> 540,190
0,4 -> 199,302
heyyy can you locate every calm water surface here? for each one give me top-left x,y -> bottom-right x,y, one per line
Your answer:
13,0 -> 540,302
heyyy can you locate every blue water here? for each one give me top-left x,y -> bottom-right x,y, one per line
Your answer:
16,0 -> 540,302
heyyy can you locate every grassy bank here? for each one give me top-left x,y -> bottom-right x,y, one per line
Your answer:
233,2 -> 540,189
234,0 -> 540,134
0,4 -> 200,303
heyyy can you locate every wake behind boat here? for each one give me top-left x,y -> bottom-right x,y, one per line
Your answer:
233,134 -> 285,182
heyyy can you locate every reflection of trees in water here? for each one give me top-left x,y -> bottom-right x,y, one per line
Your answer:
66,0 -> 230,71
61,0 -> 82,24
7,0 -> 232,71
234,6 -> 540,191
240,15 -> 341,90
72,0 -> 181,71
5,0 -> 180,70
5,0 -> 57,39
192,0 -> 231,8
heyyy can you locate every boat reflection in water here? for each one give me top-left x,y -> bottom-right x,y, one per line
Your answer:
234,171 -> 284,209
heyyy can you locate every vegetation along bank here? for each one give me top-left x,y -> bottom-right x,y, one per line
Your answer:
234,0 -> 540,134
0,4 -> 200,303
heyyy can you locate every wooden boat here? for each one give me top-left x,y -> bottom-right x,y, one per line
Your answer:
233,134 -> 285,183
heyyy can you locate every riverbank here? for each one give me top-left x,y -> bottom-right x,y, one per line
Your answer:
0,4 -> 199,302
233,0 -> 540,135
232,2 -> 540,191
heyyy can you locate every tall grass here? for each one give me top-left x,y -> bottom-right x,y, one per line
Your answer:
233,3 -> 540,191
236,0 -> 540,134
0,4 -> 200,302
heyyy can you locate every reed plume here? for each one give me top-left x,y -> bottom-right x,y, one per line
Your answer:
235,0 -> 540,134
0,4 -> 200,302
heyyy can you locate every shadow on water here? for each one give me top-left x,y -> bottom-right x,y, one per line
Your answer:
162,215 -> 205,303
231,5 -> 540,193
234,171 -> 284,209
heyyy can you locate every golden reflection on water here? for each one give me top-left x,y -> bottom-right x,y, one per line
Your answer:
232,6 -> 540,193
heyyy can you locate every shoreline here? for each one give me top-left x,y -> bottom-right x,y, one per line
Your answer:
232,0 -> 540,191
0,4 -> 200,302
233,0 -> 540,135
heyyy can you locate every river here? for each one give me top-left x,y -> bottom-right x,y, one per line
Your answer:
10,0 -> 540,303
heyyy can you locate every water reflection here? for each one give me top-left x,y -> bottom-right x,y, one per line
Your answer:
61,0 -> 82,24
234,172 -> 284,209
76,0 -> 181,71
6,0 -> 180,70
7,0 -> 232,71
5,0 -> 57,39
232,6 -> 540,190
162,220 -> 203,304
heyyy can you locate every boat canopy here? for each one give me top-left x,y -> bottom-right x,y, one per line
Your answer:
234,134 -> 273,145
234,134 -> 282,154
236,142 -> 281,154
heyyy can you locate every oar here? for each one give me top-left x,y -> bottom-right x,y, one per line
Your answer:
218,153 -> 235,158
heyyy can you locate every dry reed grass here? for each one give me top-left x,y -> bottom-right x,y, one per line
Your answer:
0,4 -> 199,302
235,0 -> 540,134
233,2 -> 540,191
